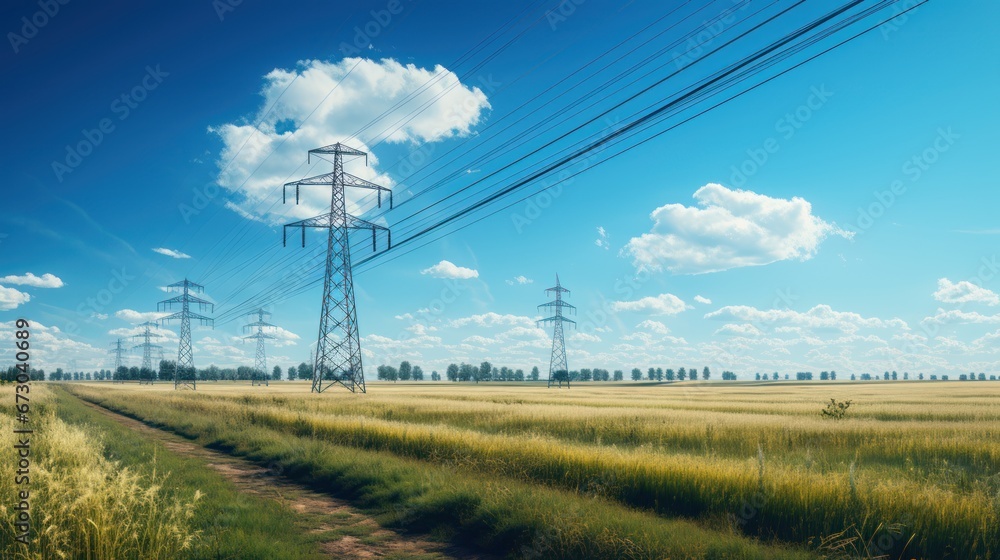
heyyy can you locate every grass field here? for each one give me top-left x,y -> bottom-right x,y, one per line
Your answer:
12,381 -> 1000,558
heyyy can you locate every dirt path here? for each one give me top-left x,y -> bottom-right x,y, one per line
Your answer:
80,400 -> 465,560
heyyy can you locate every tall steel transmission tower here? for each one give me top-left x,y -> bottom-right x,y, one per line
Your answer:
243,308 -> 277,387
158,279 -> 214,390
538,275 -> 575,388
132,322 -> 162,385
109,338 -> 127,383
283,143 -> 392,393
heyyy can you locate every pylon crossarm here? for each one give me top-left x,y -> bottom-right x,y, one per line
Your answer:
308,142 -> 366,162
243,332 -> 276,340
537,316 -> 577,325
157,294 -> 214,310
538,300 -> 576,311
165,279 -> 205,292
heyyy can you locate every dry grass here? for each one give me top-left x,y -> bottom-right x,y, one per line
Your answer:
67,380 -> 1000,558
0,386 -> 200,559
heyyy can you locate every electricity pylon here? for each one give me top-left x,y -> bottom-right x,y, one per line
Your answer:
131,322 -> 162,385
159,279 -> 214,390
243,308 -> 277,387
537,275 -> 575,388
283,143 -> 392,393
109,338 -> 126,383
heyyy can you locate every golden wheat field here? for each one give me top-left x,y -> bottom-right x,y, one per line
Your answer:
26,380 -> 991,559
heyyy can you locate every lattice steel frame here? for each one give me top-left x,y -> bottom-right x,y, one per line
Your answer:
283,143 -> 391,394
109,338 -> 127,383
131,322 -> 162,385
537,275 -> 575,388
243,308 -> 277,387
159,279 -> 214,390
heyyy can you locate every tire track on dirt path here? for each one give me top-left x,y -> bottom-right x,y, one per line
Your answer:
77,398 -> 472,560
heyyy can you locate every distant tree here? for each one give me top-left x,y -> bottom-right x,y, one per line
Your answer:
530,366 -> 540,381
431,370 -> 441,381
399,361 -> 412,381
458,363 -> 474,382
665,368 -> 675,381
772,372 -> 779,381
551,370 -> 570,388
514,369 -> 525,381
297,362 -> 312,380
979,373 -> 987,381
630,368 -> 641,381
702,366 -> 710,380
613,369 -> 623,381
412,365 -> 424,381
756,373 -> 761,381
851,373 -> 857,381
478,361 -> 492,382
447,363 -> 459,381
647,367 -> 656,381
272,365 -> 282,380
580,368 -> 592,382
784,374 -> 789,380
883,371 -> 890,381
287,365 -> 297,381
159,360 -> 176,381
918,373 -> 924,380
830,371 -> 837,381
677,367 -> 687,381
655,368 -> 663,381
902,372 -> 908,381
891,371 -> 898,381
820,371 -> 830,381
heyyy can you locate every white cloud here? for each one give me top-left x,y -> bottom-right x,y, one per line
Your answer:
505,275 -> 533,286
623,184 -> 851,274
152,247 -> 192,259
0,272 -> 64,288
212,57 -> 490,224
115,309 -> 169,323
0,321 -> 104,371
421,260 -> 479,279
694,295 -> 712,305
921,308 -> 1000,326
706,304 -> 909,333
933,278 -> 999,306
449,313 -> 535,329
0,286 -> 30,311
636,320 -> 670,335
611,293 -> 689,316
595,226 -> 609,250
715,323 -> 763,336
570,332 -> 602,343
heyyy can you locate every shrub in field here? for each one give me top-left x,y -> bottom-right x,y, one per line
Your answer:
821,398 -> 852,420
0,409 -> 200,559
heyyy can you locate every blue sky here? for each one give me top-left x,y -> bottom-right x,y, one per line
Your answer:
2,0 -> 999,378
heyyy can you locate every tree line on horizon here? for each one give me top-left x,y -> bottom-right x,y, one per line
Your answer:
5,362 -> 1000,384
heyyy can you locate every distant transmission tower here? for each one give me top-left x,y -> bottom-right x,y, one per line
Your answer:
243,308 -> 277,387
159,279 -> 214,390
283,143 -> 392,393
538,275 -> 575,388
109,338 -> 127,383
131,322 -> 162,385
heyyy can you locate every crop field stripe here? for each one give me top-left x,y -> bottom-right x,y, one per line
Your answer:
64,385 -> 816,560
64,383 -> 1000,559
